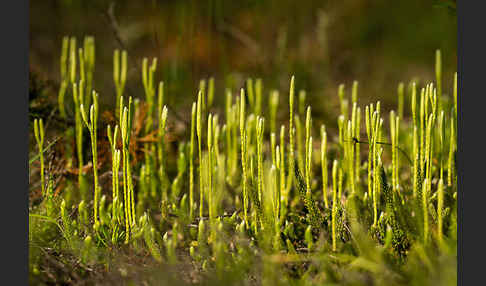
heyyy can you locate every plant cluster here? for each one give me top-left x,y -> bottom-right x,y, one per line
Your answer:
29,36 -> 457,285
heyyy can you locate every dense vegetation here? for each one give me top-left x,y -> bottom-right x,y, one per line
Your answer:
29,36 -> 457,285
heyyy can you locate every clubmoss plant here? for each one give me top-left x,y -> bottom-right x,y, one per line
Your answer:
77,200 -> 88,232
69,37 -> 76,85
436,49 -> 442,111
58,81 -> 68,120
146,226 -> 163,263
256,117 -> 265,219
158,105 -> 169,202
331,160 -> 338,251
345,120 -> 355,194
78,48 -> 86,91
138,165 -> 149,216
270,132 -> 277,167
119,96 -> 135,241
338,162 -> 344,202
189,102 -> 197,220
372,118 -> 384,226
208,77 -> 215,109
338,84 -> 348,121
448,112 -> 455,187
275,144 -> 282,209
413,125 -> 419,198
60,36 -> 69,83
305,107 -> 312,179
199,79 -> 207,119
453,72 -> 457,120
60,199 -> 73,241
349,103 -> 359,190
269,90 -> 279,134
171,143 -> 187,203
270,164 -> 280,234
157,82 -> 170,200
438,111 -> 445,181
99,195 -> 110,226
288,76 -> 295,193
295,114 -> 304,173
352,80 -> 358,104
306,135 -> 313,199
72,80 -> 89,199
197,90 -> 205,219
305,225 -> 313,250
58,37 -> 69,119
224,89 -> 238,181
80,36 -> 95,106
107,125 -> 121,224
365,105 -> 373,197
240,89 -> 249,227
279,125 -> 286,203
420,87 -> 426,174
245,78 -> 254,110
213,118 -> 222,214
33,118 -> 45,196
84,37 -> 95,76
321,125 -> 329,208
142,58 -> 158,199
354,106 -> 362,184
207,113 -> 214,220
294,157 -> 322,231
390,111 -> 399,192
338,115 -> 345,153
80,91 -> 100,227
374,147 -> 384,228
411,82 -> 417,126
422,179 -> 429,245
142,59 -> 158,124
255,78 -> 262,116
247,114 -> 256,155
437,178 -> 444,243
113,49 -> 127,119
394,114 -> 400,193
425,113 -> 435,194
398,82 -> 405,119
299,90 -> 306,117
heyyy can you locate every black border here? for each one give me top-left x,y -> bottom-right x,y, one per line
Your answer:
457,0 -> 462,283
1,0 -> 28,284
458,0 -> 486,285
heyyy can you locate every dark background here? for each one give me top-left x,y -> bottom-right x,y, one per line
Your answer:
29,0 -> 456,121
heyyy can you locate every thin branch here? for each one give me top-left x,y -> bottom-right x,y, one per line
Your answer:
350,137 -> 413,165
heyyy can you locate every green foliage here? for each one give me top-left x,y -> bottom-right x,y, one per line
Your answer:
30,40 -> 457,285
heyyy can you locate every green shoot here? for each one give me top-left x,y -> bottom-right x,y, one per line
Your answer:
240,89 -> 248,227
189,102 -> 197,220
33,118 -> 45,196
80,91 -> 100,228
331,160 -> 338,251
113,49 -> 127,119
321,125 -> 329,208
197,90 -> 204,219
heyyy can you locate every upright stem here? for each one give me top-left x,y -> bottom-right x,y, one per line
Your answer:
288,76 -> 295,193
240,90 -> 248,227
34,119 -> 45,196
189,103 -> 196,220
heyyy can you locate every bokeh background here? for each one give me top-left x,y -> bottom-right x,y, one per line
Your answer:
29,0 -> 456,123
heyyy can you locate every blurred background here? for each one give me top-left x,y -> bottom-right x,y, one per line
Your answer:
29,0 -> 456,123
